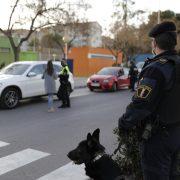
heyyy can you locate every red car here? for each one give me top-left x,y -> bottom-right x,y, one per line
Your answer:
87,67 -> 130,91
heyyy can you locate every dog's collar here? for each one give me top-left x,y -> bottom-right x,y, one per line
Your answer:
93,153 -> 105,162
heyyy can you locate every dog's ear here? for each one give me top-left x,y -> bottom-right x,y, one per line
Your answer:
92,128 -> 100,142
87,133 -> 94,147
87,133 -> 92,141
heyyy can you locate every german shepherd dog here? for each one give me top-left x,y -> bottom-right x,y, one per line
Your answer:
67,129 -> 124,180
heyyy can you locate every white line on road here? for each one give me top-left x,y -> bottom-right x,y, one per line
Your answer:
0,141 -> 10,148
37,162 -> 89,180
70,91 -> 91,98
0,148 -> 50,176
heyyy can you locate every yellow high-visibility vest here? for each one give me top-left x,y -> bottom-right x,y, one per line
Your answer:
60,65 -> 70,75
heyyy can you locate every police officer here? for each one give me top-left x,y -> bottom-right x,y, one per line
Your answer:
58,60 -> 70,108
129,61 -> 138,91
118,21 -> 180,180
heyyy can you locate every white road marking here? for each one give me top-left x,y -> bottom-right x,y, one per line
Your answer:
71,92 -> 91,98
37,162 -> 89,180
0,141 -> 10,148
0,148 -> 50,176
70,89 -> 91,98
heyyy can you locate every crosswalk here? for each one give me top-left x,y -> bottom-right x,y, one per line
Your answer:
70,88 -> 91,98
0,141 -> 10,148
0,140 -> 89,180
38,162 -> 88,180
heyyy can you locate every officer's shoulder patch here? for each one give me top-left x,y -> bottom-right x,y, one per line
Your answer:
158,58 -> 168,64
136,85 -> 152,99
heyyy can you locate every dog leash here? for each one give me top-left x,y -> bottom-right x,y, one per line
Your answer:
111,142 -> 121,158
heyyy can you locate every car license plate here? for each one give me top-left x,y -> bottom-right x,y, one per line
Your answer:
91,82 -> 100,87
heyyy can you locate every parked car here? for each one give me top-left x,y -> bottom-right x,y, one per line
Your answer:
87,67 -> 130,92
0,61 -> 74,109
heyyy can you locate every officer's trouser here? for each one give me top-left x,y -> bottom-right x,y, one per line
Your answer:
61,84 -> 70,106
140,127 -> 180,180
143,170 -> 169,180
130,77 -> 136,90
143,170 -> 180,180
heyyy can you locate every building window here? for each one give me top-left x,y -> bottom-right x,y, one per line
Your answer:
88,53 -> 115,60
0,47 -> 10,53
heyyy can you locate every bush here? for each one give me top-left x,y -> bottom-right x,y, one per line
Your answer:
0,62 -> 5,70
113,127 -> 143,180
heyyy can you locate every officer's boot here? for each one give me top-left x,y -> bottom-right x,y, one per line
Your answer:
58,104 -> 66,108
66,99 -> 71,108
58,99 -> 67,108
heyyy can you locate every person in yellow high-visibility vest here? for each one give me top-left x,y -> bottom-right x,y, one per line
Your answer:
58,60 -> 70,108
59,60 -> 70,75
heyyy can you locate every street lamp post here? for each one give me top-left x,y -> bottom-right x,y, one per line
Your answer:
65,42 -> 68,60
63,34 -> 69,61
52,54 -> 56,61
158,10 -> 161,23
158,0 -> 161,23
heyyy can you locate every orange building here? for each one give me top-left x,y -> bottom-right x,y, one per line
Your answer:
68,47 -> 122,77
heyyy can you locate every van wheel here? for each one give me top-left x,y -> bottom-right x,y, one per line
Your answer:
1,87 -> 20,109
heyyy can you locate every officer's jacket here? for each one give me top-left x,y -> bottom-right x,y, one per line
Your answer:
59,66 -> 70,84
129,64 -> 138,78
60,65 -> 70,75
119,50 -> 180,129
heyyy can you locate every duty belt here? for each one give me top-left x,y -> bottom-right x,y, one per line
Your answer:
162,121 -> 180,130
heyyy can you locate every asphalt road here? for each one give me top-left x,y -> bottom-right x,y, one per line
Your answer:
0,88 -> 132,180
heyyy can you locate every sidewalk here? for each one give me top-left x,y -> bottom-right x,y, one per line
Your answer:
74,77 -> 88,89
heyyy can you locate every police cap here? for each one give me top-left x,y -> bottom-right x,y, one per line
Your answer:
149,21 -> 176,38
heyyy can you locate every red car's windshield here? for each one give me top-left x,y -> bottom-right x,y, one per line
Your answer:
97,68 -> 118,76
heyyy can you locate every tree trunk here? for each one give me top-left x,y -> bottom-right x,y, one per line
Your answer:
115,56 -> 118,66
12,46 -> 20,62
7,35 -> 20,62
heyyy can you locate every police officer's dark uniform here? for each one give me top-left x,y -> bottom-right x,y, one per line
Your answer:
118,21 -> 180,180
58,61 -> 70,108
129,61 -> 138,91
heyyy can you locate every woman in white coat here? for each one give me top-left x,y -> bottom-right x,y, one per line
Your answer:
42,60 -> 57,112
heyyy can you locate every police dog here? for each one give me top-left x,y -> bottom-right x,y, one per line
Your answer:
67,128 -> 124,180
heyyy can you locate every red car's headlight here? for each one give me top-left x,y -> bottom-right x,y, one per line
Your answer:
103,79 -> 109,83
103,78 -> 114,83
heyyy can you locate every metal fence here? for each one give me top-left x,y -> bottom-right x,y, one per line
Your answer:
28,47 -> 64,61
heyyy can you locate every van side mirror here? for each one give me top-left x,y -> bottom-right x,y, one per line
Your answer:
27,72 -> 37,77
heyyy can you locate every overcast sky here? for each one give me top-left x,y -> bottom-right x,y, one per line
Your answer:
0,0 -> 179,33
86,0 -> 180,33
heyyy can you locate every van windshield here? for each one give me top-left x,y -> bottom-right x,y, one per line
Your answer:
1,64 -> 30,75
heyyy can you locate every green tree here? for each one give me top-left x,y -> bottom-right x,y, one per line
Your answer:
138,10 -> 180,53
0,0 -> 89,62
104,26 -> 141,66
46,1 -> 91,59
0,0 -> 64,62
109,0 -> 144,65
